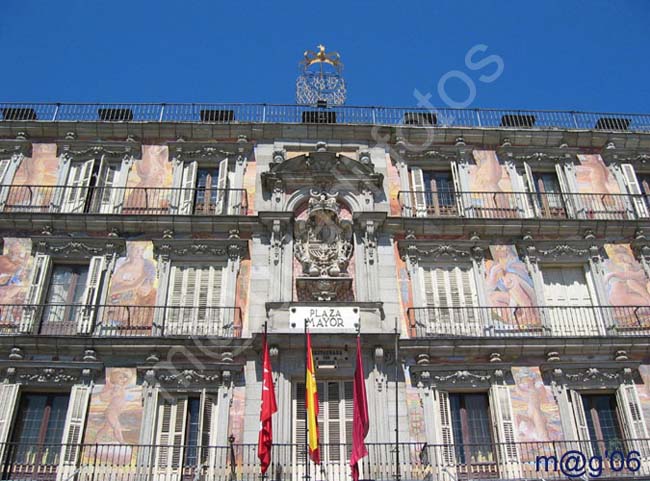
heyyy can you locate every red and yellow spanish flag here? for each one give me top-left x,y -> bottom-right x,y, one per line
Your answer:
305,331 -> 320,464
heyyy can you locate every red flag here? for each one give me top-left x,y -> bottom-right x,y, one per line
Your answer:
258,334 -> 277,474
306,331 -> 321,464
350,336 -> 369,481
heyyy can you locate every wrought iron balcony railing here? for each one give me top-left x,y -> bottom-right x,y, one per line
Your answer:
1,185 -> 248,215
0,304 -> 241,338
408,305 -> 650,338
1,102 -> 649,132
1,439 -> 648,481
398,189 -> 644,220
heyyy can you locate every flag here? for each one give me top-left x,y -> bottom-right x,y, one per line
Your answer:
350,336 -> 369,481
258,333 -> 277,474
306,331 -> 320,464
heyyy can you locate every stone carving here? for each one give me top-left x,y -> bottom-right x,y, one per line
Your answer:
157,369 -> 222,386
294,191 -> 353,277
32,237 -> 126,259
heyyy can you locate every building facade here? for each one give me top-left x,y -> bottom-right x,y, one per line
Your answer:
0,104 -> 650,480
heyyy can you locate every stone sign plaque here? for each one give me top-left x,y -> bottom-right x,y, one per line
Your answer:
289,306 -> 360,332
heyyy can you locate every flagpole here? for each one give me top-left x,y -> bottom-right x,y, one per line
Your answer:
304,318 -> 310,481
263,320 -> 268,481
394,316 -> 401,481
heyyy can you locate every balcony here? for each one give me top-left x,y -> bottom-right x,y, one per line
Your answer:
407,305 -> 650,338
0,440 -> 647,481
1,185 -> 248,216
0,304 -> 242,338
398,190 -> 641,221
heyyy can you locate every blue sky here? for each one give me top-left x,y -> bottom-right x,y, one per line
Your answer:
1,0 -> 649,112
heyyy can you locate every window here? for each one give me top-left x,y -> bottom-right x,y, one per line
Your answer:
92,160 -> 123,213
540,264 -> 601,336
570,386 -> 649,459
450,393 -> 494,465
10,393 -> 69,464
154,393 -> 219,477
178,159 -> 228,215
60,159 -> 95,213
409,164 -> 461,217
166,264 -> 224,335
22,255 -> 106,335
421,263 -> 479,335
294,381 -> 353,476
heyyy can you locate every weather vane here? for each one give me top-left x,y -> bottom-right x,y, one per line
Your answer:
296,44 -> 347,106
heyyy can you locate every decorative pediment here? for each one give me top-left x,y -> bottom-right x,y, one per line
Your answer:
0,360 -> 103,386
600,146 -> 650,169
168,137 -> 253,164
497,145 -> 579,168
152,237 -> 249,261
519,240 -> 602,263
540,361 -> 640,389
31,236 -> 126,259
411,362 -> 512,389
261,149 -> 383,194
0,139 -> 31,158
395,142 -> 472,166
140,360 -> 242,388
57,140 -> 141,162
398,240 -> 486,263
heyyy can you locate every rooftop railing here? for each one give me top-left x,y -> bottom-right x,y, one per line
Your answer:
2,185 -> 248,216
0,304 -> 242,338
398,189 -> 643,220
407,305 -> 650,338
1,439 -> 648,481
1,102 -> 650,132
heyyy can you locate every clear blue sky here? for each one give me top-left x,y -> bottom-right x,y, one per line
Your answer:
1,0 -> 649,112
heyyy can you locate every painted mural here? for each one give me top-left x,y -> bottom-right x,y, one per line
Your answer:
243,160 -> 256,214
7,143 -> 60,211
576,154 -> 625,219
228,385 -> 246,462
123,145 -> 173,214
468,150 -> 515,216
235,256 -> 251,334
394,242 -> 413,332
484,245 -> 540,329
386,155 -> 402,216
603,244 -> 650,327
104,242 -> 158,333
511,367 -> 563,461
0,238 -> 32,332
404,366 -> 426,444
83,368 -> 143,465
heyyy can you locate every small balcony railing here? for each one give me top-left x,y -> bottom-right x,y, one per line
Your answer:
1,440 -> 648,481
407,305 -> 650,338
398,190 -> 643,221
0,304 -> 242,337
0,185 -> 248,215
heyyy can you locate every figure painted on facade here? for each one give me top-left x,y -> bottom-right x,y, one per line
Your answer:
0,238 -> 30,304
484,245 -> 539,326
7,144 -> 59,210
469,151 -> 514,216
576,154 -> 622,215
603,244 -> 650,326
124,145 -> 173,213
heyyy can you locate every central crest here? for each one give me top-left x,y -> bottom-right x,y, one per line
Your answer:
295,191 -> 354,301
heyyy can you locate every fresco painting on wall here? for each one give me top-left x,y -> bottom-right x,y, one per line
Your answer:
511,367 -> 563,460
83,368 -> 143,465
123,146 -> 173,214
637,365 -> 650,434
603,244 -> 650,327
468,151 -> 515,217
484,245 -> 540,329
0,238 -> 32,332
386,155 -> 402,216
243,161 -> 256,214
7,144 -> 60,211
576,155 -> 626,219
103,242 -> 157,334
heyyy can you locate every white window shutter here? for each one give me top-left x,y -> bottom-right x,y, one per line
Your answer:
0,158 -> 12,211
450,161 -> 465,216
568,390 -> 593,456
58,384 -> 91,481
95,157 -> 121,214
179,161 -> 198,215
617,384 -> 650,459
77,256 -> 106,334
166,264 -> 184,335
21,254 -> 52,333
61,159 -> 94,213
0,383 -> 19,464
489,385 -> 521,478
523,162 -> 542,217
155,396 -> 188,476
215,158 -> 229,215
622,164 -> 649,218
199,392 -> 220,472
435,390 -> 456,467
555,163 -> 577,217
410,168 -> 427,217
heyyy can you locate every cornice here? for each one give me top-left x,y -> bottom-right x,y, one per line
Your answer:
398,239 -> 487,263
540,360 -> 640,388
410,361 -> 513,389
392,141 -> 473,166
57,140 -> 142,161
0,359 -> 103,385
600,145 -> 650,168
167,137 -> 253,163
152,237 -> 249,261
496,145 -> 579,168
0,139 -> 31,158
